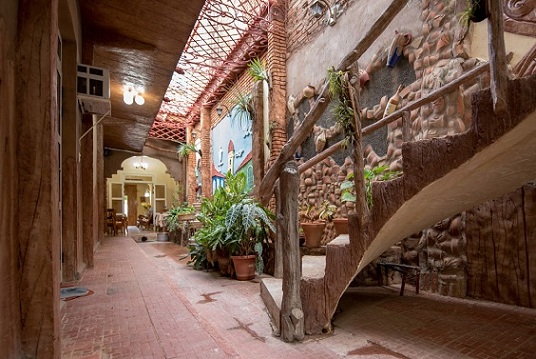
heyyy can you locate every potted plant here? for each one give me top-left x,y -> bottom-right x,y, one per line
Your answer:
188,172 -> 250,274
339,165 -> 401,209
226,197 -> 275,280
299,200 -> 336,248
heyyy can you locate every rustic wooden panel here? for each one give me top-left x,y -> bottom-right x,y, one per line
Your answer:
466,186 -> 536,307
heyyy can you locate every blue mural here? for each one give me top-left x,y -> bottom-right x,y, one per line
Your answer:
211,106 -> 253,193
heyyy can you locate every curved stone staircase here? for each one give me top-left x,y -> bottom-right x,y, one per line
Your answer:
261,74 -> 536,335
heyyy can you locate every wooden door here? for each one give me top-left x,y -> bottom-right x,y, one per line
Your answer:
124,184 -> 138,225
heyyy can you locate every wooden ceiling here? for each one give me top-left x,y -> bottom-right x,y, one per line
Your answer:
79,0 -> 206,152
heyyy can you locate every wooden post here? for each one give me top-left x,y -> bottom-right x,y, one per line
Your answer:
347,67 -> 368,227
402,111 -> 411,142
487,0 -> 508,115
279,161 -> 304,342
274,185 -> 283,278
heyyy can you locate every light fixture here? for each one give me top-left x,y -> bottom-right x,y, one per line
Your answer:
123,87 -> 145,106
216,104 -> 230,118
309,0 -> 326,18
309,0 -> 343,26
144,186 -> 150,197
133,157 -> 149,170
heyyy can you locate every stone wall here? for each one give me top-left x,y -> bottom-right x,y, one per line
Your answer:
284,0 -> 536,306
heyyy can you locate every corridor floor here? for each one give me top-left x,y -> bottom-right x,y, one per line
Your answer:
61,235 -> 536,359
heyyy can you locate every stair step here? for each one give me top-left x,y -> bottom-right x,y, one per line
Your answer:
260,277 -> 282,335
327,234 -> 350,247
302,255 -> 326,280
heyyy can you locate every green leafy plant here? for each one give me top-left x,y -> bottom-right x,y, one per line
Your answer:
225,197 -> 275,273
340,165 -> 400,207
187,172 -> 250,270
248,57 -> 269,82
328,68 -> 356,149
177,142 -> 197,158
165,203 -> 197,233
299,200 -> 336,223
229,90 -> 253,130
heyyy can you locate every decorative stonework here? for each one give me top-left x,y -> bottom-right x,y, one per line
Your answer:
503,0 -> 536,37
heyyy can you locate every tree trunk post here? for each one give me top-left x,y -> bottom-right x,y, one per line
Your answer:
487,0 -> 508,115
279,161 -> 304,342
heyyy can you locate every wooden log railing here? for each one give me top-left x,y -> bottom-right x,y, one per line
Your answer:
297,62 -> 490,176
258,0 -> 410,205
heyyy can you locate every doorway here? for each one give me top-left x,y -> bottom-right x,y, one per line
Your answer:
124,184 -> 138,225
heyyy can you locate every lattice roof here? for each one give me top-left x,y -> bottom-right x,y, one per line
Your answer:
149,0 -> 269,143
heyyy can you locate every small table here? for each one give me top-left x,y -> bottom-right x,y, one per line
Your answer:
377,262 -> 420,296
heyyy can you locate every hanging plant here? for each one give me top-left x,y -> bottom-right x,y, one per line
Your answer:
327,68 -> 356,149
248,57 -> 269,82
229,90 -> 253,132
177,142 -> 197,158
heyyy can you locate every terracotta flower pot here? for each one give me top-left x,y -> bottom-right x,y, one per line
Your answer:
333,218 -> 349,235
231,254 -> 257,281
301,222 -> 326,248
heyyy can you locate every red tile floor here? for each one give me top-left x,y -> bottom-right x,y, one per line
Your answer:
61,234 -> 536,358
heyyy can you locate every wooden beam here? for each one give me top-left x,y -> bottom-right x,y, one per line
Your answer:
487,0 -> 508,115
279,161 -> 304,342
362,63 -> 489,136
258,0 -> 410,204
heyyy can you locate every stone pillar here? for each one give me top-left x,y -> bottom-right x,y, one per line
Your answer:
186,126 -> 197,204
200,107 -> 212,198
16,0 -> 61,357
266,0 -> 288,168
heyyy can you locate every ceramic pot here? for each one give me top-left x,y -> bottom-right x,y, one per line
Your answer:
232,255 -> 257,281
333,218 -> 349,235
301,222 -> 326,248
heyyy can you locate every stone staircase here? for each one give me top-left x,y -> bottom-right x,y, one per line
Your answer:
261,74 -> 536,335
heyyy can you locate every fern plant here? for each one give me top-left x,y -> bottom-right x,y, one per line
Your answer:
327,68 -> 356,149
177,142 -> 197,158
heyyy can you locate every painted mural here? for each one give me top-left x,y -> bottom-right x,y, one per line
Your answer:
211,106 -> 253,193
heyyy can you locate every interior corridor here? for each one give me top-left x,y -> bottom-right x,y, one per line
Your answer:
61,235 -> 536,359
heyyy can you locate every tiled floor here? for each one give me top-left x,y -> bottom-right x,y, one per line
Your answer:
61,234 -> 536,358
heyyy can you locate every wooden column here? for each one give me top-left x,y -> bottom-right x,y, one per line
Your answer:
1,6 -> 22,357
16,0 -> 61,357
279,161 -> 304,342
487,0 -> 508,115
81,114 -> 95,268
61,40 -> 81,281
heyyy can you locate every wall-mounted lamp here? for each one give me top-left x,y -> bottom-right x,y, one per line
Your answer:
309,0 -> 343,26
216,104 -> 230,118
123,87 -> 145,106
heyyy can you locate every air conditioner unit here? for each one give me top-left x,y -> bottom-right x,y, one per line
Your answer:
77,64 -> 110,99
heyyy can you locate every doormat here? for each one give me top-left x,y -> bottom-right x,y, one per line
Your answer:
60,287 -> 94,301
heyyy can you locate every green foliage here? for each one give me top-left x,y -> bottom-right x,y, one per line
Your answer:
229,90 -> 253,130
225,198 -> 275,255
327,68 -> 356,149
248,58 -> 269,82
187,172 -> 253,270
177,142 -> 197,158
165,203 -> 196,233
299,200 -> 336,223
340,165 -> 401,208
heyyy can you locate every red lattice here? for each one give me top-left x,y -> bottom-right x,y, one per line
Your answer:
149,0 -> 269,142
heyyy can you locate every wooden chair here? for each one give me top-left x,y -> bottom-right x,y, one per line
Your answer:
115,213 -> 127,235
106,209 -> 116,235
137,215 -> 150,230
